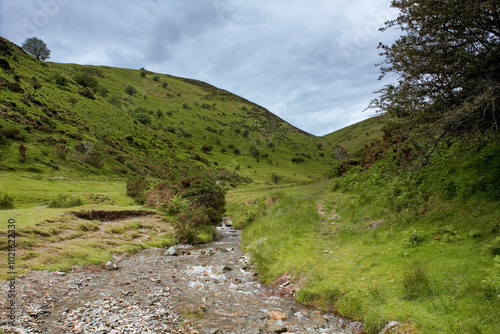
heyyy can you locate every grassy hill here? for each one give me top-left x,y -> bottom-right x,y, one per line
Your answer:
323,114 -> 386,153
0,36 -> 335,189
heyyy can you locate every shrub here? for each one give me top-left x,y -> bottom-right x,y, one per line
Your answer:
152,75 -> 160,81
134,112 -> 152,125
177,172 -> 226,225
126,176 -> 149,204
54,144 -> 69,159
83,151 -> 104,168
166,195 -> 190,214
78,87 -> 95,99
201,144 -> 213,153
48,194 -> 84,208
172,207 -> 212,244
73,73 -> 99,91
291,157 -> 305,163
124,85 -> 137,96
0,193 -> 15,210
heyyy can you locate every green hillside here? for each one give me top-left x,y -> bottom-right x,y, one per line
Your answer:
0,37 -> 334,187
323,114 -> 386,153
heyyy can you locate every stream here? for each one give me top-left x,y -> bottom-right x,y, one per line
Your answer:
1,223 -> 356,333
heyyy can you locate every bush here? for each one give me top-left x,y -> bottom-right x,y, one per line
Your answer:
0,193 -> 15,210
166,194 -> 190,214
126,176 -> 149,204
201,144 -> 213,153
124,85 -> 137,96
73,73 -> 99,91
83,151 -> 104,168
181,175 -> 225,225
172,207 -> 212,244
134,112 -> 152,125
78,87 -> 95,99
54,144 -> 69,159
48,194 -> 84,208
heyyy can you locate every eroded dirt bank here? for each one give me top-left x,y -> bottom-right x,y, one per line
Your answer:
1,224 -> 358,333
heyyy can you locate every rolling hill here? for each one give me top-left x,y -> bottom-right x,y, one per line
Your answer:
0,36 -> 338,188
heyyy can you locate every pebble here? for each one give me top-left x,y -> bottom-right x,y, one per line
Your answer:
0,225 -> 355,334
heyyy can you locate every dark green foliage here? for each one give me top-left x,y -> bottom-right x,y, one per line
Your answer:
249,145 -> 260,159
48,194 -> 84,208
54,74 -> 68,86
0,193 -> 14,210
270,172 -> 281,185
291,157 -> 305,163
96,86 -> 109,97
124,85 -> 137,96
126,176 -> 149,204
242,129 -> 250,138
134,112 -> 151,125
155,109 -> 163,118
201,144 -> 213,153
152,75 -> 160,81
372,0 -> 500,145
140,70 -> 147,78
78,87 -> 95,99
178,172 -> 226,225
73,73 -> 99,91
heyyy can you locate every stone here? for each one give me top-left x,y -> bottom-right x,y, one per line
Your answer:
268,309 -> 288,320
105,261 -> 119,270
163,246 -> 179,256
347,321 -> 364,332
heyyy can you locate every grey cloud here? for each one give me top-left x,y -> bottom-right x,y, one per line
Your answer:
0,0 -> 400,136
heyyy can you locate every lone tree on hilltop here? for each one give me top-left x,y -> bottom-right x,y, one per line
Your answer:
22,37 -> 50,61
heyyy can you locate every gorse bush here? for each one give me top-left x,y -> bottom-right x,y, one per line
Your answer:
48,194 -> 84,208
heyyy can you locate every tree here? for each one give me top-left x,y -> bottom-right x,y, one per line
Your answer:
372,0 -> 500,137
22,37 -> 50,61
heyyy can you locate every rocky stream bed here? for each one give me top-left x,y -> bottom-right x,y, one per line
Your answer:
0,222 -> 378,334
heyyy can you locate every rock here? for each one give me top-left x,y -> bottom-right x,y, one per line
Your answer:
268,309 -> 288,320
105,261 -> 119,270
347,321 -> 364,333
163,246 -> 179,256
266,323 -> 288,333
379,321 -> 401,334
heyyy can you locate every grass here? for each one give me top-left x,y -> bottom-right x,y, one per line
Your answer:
238,181 -> 500,334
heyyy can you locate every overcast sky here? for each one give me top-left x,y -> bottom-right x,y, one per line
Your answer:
0,0 -> 401,136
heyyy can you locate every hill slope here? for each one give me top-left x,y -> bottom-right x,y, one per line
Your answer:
0,37 -> 335,185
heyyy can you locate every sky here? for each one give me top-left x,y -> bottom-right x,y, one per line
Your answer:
0,0 -> 401,136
